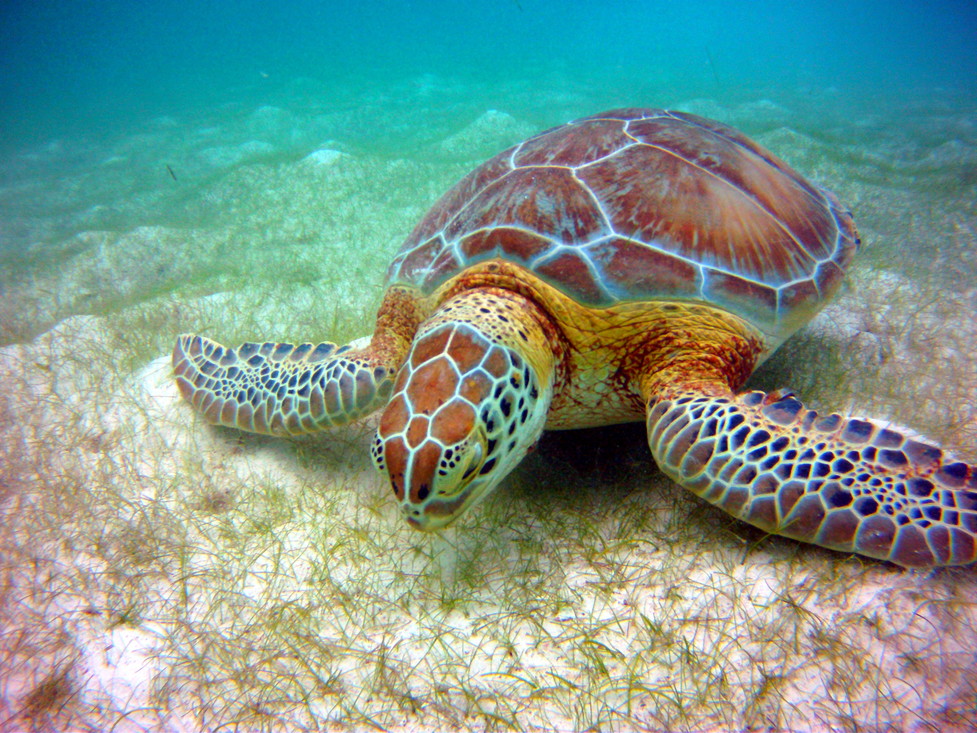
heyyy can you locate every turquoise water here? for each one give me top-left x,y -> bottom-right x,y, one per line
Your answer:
2,1 -> 976,147
3,0 -> 976,143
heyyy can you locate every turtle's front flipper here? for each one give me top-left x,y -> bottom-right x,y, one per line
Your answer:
172,334 -> 397,436
645,385 -> 977,568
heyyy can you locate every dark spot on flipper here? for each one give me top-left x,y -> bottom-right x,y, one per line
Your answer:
907,477 -> 934,497
855,496 -> 879,516
873,428 -> 905,448
697,417 -> 717,438
935,461 -> 968,488
842,419 -> 874,444
761,397 -> 802,426
733,464 -> 757,485
924,506 -> 942,521
770,436 -> 789,452
878,449 -> 908,469
815,413 -> 842,432
747,429 -> 770,447
729,426 -> 750,450
310,343 -> 337,361
903,439 -> 942,467
832,457 -> 854,474
747,446 -> 767,461
740,391 -> 765,407
824,484 -> 853,508
239,342 -> 259,358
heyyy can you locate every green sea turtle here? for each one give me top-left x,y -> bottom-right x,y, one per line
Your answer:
173,108 -> 977,568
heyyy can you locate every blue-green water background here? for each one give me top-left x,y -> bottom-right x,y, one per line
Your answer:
3,0 -> 975,149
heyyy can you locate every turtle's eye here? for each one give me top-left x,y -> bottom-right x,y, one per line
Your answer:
456,439 -> 484,489
428,430 -> 486,503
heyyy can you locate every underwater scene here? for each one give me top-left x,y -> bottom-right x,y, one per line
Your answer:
1,1 -> 976,730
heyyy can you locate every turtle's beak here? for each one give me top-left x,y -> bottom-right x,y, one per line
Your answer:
400,431 -> 491,531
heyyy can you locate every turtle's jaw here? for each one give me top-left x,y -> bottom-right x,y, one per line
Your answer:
402,475 -> 489,531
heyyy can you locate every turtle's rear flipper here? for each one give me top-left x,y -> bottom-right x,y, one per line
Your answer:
172,334 -> 395,436
645,385 -> 977,568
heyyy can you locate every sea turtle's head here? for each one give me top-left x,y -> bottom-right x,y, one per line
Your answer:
371,321 -> 550,530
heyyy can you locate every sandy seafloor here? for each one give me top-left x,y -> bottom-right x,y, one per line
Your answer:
1,75 -> 976,732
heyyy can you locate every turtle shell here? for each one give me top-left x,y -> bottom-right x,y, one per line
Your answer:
386,108 -> 858,340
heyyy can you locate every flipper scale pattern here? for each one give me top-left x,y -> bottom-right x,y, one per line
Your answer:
648,387 -> 977,567
172,334 -> 394,436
